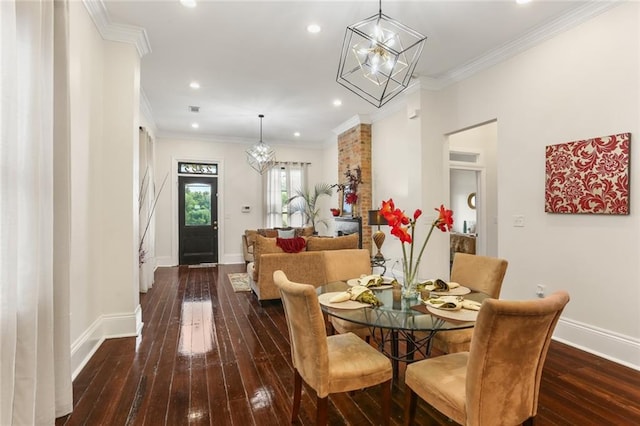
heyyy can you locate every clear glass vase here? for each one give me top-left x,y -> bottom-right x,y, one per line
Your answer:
402,265 -> 419,299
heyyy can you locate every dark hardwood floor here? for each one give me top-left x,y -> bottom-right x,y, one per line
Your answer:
56,264 -> 640,426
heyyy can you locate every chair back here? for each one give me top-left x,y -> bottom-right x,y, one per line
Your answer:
323,249 -> 371,283
273,270 -> 330,395
451,253 -> 508,298
465,291 -> 570,426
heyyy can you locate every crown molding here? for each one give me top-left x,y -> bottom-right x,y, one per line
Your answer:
434,0 -> 621,88
332,114 -> 372,136
82,0 -> 151,57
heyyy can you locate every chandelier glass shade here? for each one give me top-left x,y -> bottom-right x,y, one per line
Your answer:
246,114 -> 275,174
337,2 -> 427,108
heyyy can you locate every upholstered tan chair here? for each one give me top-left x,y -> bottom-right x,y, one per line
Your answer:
273,270 -> 392,425
323,249 -> 373,341
404,291 -> 570,426
432,253 -> 508,354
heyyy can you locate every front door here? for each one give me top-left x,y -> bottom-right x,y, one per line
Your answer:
179,175 -> 218,265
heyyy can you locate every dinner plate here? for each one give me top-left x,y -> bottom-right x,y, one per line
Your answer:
426,305 -> 478,322
346,276 -> 394,290
427,285 -> 471,296
318,292 -> 371,309
423,296 -> 462,311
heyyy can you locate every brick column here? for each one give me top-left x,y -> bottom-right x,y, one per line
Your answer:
338,124 -> 372,252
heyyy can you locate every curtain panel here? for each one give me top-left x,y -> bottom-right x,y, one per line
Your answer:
0,0 -> 73,423
264,162 -> 309,228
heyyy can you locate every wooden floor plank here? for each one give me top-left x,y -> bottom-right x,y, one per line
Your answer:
56,264 -> 640,426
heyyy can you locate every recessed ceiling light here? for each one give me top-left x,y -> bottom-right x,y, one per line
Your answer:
516,0 -> 532,4
307,24 -> 321,34
189,81 -> 200,89
180,0 -> 197,8
191,123 -> 199,129
333,99 -> 342,107
294,132 -> 301,137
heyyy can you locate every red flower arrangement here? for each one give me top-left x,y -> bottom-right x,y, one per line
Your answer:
380,199 -> 453,295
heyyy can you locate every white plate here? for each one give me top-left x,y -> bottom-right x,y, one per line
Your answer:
423,296 -> 462,311
318,292 -> 371,309
346,276 -> 394,290
428,285 -> 471,296
426,305 -> 478,322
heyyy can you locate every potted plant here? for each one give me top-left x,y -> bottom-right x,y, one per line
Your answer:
287,183 -> 334,232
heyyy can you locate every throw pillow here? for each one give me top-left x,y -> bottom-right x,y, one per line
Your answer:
295,226 -> 315,237
253,235 -> 284,281
277,228 -> 296,238
306,233 -> 359,251
257,228 -> 279,238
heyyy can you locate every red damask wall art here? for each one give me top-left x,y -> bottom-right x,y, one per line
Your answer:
545,133 -> 630,215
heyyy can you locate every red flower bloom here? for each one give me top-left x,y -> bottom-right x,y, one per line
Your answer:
435,205 -> 454,232
380,199 -> 454,289
345,192 -> 358,205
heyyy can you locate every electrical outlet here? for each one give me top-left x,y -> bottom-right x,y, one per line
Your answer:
536,284 -> 545,298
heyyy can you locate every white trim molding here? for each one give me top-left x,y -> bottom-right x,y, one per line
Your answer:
82,0 -> 151,57
554,317 -> 640,371
434,0 -> 622,88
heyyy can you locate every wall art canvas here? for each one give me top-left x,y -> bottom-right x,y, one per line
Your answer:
545,133 -> 630,214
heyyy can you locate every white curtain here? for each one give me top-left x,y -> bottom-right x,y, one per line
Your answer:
264,162 -> 308,228
0,0 -> 73,423
139,127 -> 155,292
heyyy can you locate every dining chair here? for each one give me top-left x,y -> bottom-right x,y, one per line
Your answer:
322,249 -> 373,342
404,291 -> 570,426
431,253 -> 508,354
273,270 -> 393,426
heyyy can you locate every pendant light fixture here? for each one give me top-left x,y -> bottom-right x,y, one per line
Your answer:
246,114 -> 275,174
337,0 -> 427,108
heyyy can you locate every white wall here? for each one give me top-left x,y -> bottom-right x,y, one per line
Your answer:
154,137 -> 327,265
67,2 -> 142,377
434,2 -> 640,368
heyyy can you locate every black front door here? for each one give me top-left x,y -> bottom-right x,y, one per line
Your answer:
178,175 -> 218,265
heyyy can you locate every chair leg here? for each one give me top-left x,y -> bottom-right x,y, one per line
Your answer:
316,395 -> 328,426
403,386 -> 417,426
291,370 -> 302,423
381,379 -> 391,426
523,417 -> 535,426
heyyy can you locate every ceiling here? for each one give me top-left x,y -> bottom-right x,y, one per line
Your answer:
99,0 -> 610,146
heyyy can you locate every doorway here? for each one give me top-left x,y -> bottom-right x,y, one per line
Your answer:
178,175 -> 218,265
448,120 -> 498,262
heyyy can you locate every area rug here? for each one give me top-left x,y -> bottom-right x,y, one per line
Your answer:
228,273 -> 251,292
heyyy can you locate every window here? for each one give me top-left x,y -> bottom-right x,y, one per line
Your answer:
265,162 -> 309,228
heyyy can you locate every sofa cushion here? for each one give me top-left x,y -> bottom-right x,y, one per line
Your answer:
253,235 -> 285,281
306,233 -> 359,251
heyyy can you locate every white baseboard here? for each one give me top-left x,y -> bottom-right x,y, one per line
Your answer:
70,317 -> 104,380
554,317 -> 640,371
221,253 -> 244,265
156,255 -> 175,267
69,305 -> 143,380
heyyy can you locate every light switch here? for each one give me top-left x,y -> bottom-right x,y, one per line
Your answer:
241,205 -> 251,213
513,215 -> 525,227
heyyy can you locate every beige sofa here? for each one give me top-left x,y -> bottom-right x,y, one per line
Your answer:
242,226 -> 314,263
248,233 -> 370,301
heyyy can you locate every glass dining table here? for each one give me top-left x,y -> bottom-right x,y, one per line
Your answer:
317,281 -> 489,377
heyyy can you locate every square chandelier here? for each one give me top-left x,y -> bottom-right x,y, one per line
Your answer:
246,114 -> 275,174
337,1 -> 427,108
